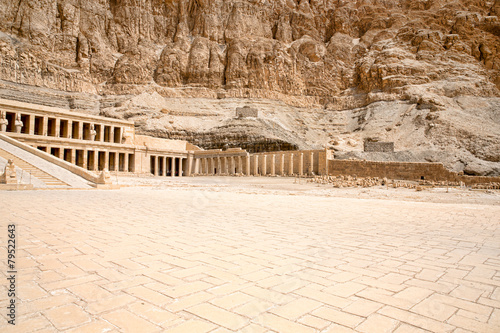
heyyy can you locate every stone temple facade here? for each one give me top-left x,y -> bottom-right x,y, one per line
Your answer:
1,98 -> 499,187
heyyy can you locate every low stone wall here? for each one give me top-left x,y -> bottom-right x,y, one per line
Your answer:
328,159 -> 500,184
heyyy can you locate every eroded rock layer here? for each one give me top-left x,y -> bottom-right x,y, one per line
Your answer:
1,0 -> 499,175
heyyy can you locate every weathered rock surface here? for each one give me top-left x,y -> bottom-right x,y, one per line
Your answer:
0,0 -> 500,175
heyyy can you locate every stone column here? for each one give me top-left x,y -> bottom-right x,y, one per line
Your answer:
246,155 -> 251,176
99,125 -> 105,142
93,151 -> 99,171
67,120 -> 73,139
187,154 -> 193,176
42,116 -> 48,136
104,151 -> 109,170
216,157 -> 221,175
289,153 -> 294,175
124,153 -> 130,173
58,148 -> 64,160
271,154 -> 276,176
179,158 -> 184,177
71,149 -> 76,165
78,122 -> 84,140
254,155 -> 259,176
299,153 -> 304,176
171,157 -> 176,177
262,155 -> 267,176
29,115 -> 35,135
194,158 -> 200,175
230,156 -> 235,175
280,153 -> 285,176
238,156 -> 243,175
55,118 -> 61,137
110,127 -> 115,143
83,149 -> 88,170
310,152 -> 314,175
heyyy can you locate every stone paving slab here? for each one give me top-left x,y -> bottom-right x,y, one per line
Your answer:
0,186 -> 499,332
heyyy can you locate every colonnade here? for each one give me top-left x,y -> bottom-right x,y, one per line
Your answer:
150,155 -> 185,177
195,151 -> 318,176
0,110 -> 124,143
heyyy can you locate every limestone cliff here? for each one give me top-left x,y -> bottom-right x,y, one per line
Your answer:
1,0 -> 500,175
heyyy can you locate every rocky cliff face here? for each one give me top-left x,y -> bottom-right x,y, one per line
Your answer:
1,0 -> 500,175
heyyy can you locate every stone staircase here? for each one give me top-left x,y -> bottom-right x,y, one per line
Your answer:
0,148 -> 68,186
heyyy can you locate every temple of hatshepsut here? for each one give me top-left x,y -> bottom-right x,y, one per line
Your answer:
0,98 -> 499,189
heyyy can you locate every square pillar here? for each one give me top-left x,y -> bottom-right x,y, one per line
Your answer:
67,120 -> 73,139
114,152 -> 119,172
299,153 -> 304,176
82,149 -> 88,170
42,116 -> 48,136
28,115 -> 35,135
217,157 -> 221,175
124,153 -> 130,172
246,155 -> 251,176
271,154 -> 276,176
78,122 -> 84,140
110,127 -> 115,143
99,125 -> 105,142
187,154 -> 193,176
280,154 -> 285,176
261,155 -> 267,176
253,155 -> 259,175
154,156 -> 159,176
104,151 -> 109,170
229,157 -> 234,175
93,151 -> 99,171
171,157 -> 176,177
310,152 -> 314,175
238,156 -> 243,175
163,157 -> 167,177
289,153 -> 294,175
55,118 -> 61,137
70,149 -> 76,165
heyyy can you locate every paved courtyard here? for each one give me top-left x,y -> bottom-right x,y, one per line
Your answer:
1,182 -> 500,332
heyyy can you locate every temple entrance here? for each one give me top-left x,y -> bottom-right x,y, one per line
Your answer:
98,152 -> 106,171
75,150 -> 84,168
87,151 -> 95,170
20,114 -> 30,134
47,118 -> 56,136
34,116 -> 43,135
128,154 -> 135,172
64,149 -> 72,163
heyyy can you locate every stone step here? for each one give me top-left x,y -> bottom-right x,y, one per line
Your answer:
0,148 -> 68,186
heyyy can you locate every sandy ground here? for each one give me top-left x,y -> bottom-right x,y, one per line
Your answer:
1,175 -> 499,332
116,175 -> 500,206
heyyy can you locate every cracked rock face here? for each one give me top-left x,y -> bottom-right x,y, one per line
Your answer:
1,0 -> 500,175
